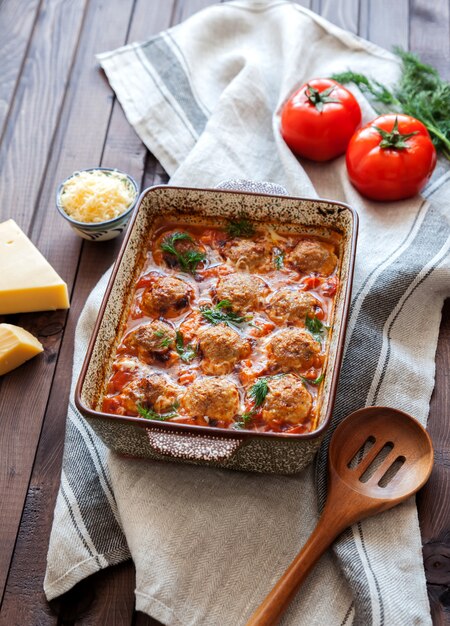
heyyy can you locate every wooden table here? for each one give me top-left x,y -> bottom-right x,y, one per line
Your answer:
0,1 -> 449,624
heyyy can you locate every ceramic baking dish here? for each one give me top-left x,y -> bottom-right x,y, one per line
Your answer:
75,182 -> 358,474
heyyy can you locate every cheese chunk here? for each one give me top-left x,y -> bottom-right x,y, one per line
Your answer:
0,323 -> 44,375
0,219 -> 70,314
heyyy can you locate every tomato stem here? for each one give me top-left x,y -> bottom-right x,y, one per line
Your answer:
305,84 -> 340,112
374,116 -> 418,150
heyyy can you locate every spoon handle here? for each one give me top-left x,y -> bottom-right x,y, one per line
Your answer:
245,511 -> 341,626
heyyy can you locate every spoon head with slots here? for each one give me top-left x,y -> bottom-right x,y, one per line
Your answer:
328,406 -> 434,513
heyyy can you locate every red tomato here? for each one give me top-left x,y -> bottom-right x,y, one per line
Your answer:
346,114 -> 437,201
280,78 -> 362,161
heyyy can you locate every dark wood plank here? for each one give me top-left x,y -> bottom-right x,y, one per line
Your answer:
132,609 -> 162,626
0,0 -> 176,623
417,299 -> 450,626
0,0 -> 90,601
0,0 -> 89,228
0,0 -> 136,612
0,0 -> 41,138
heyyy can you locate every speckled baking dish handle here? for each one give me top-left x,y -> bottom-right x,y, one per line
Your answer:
216,179 -> 288,195
146,429 -> 244,462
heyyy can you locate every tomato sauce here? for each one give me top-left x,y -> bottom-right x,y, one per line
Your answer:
102,216 -> 341,434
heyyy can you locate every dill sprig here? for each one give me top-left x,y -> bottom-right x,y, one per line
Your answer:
200,300 -> 249,326
160,232 -> 206,273
249,378 -> 269,408
137,402 -> 179,421
332,47 -> 450,159
331,70 -> 397,106
226,217 -> 255,238
175,331 -> 197,363
248,374 -> 285,409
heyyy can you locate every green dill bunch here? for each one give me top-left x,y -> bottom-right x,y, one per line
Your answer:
395,49 -> 450,160
332,48 -> 450,160
160,231 -> 207,274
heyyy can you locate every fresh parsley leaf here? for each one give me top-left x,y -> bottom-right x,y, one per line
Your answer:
332,48 -> 450,160
274,248 -> 285,269
160,232 -> 206,273
300,373 -> 324,386
249,378 -> 269,408
305,315 -> 328,341
200,300 -> 249,326
136,403 -> 179,421
175,331 -> 197,363
226,217 -> 255,238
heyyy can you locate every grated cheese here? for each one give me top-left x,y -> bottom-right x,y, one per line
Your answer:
59,170 -> 136,224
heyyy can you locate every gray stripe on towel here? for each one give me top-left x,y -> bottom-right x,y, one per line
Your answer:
61,482 -> 97,562
141,35 -> 208,137
64,412 -> 130,562
70,400 -> 114,495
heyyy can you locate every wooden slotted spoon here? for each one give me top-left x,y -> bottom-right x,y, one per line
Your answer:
246,406 -> 434,626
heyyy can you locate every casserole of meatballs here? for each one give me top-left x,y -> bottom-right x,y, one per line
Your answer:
102,216 -> 341,434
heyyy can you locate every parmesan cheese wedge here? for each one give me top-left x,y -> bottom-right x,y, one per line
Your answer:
0,323 -> 44,376
0,219 -> 70,314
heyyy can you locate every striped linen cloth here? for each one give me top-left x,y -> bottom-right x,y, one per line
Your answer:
45,2 -> 450,624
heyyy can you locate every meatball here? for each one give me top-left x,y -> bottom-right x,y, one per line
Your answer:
142,275 -> 192,317
198,323 -> 250,375
261,374 -> 312,424
267,328 -> 321,370
267,289 -> 318,325
222,239 -> 271,273
289,239 -> 337,276
125,320 -> 176,358
117,374 -> 180,415
181,377 -> 240,421
215,273 -> 263,312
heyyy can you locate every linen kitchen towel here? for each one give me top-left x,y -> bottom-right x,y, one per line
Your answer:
45,2 -> 450,625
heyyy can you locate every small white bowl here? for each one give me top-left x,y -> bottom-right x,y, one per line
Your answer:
56,168 -> 139,241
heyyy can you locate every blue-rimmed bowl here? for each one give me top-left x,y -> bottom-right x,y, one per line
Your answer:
56,167 -> 139,241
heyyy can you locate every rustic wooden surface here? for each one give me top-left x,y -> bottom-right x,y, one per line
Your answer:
0,1 -> 448,624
